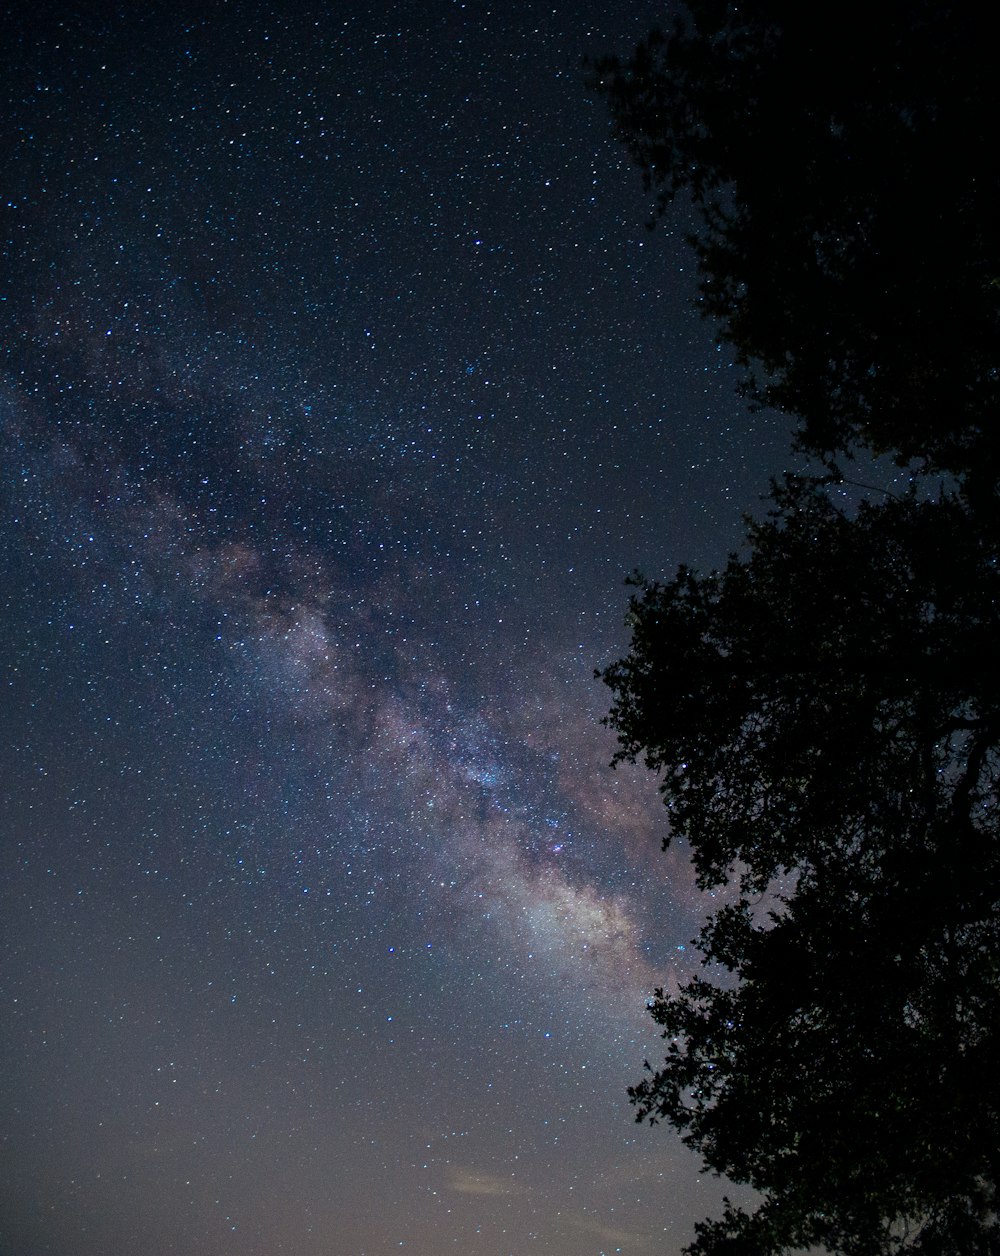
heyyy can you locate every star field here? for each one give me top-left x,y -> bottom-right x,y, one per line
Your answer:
2,4 -> 789,1253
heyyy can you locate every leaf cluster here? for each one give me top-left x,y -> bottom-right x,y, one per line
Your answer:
602,480 -> 1000,1254
591,2 -> 1000,485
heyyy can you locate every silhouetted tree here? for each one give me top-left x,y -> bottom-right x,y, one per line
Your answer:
592,2 -> 1000,490
602,478 -> 1000,1254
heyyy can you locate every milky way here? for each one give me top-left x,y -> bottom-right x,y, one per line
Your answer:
1,4 -> 789,1253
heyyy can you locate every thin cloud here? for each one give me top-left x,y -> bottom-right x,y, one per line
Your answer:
445,1166 -> 527,1198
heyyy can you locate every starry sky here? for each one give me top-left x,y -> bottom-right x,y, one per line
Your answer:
1,4 -> 794,1254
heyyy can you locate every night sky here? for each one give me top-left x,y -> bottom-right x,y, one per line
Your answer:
1,5 -> 795,1254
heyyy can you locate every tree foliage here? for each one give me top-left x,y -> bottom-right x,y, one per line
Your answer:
591,1 -> 1000,487
603,480 -> 1000,1254
594,6 -> 1000,1249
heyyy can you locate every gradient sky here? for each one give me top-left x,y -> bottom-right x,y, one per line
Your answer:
1,4 -> 795,1253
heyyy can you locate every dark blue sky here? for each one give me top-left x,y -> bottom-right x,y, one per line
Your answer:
1,4 -> 794,1253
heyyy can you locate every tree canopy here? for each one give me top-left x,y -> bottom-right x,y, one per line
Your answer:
595,4 -> 1000,1252
604,480 -> 1000,1253
592,1 -> 1000,489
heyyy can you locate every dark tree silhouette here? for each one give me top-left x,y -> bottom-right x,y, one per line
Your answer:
592,1 -> 1000,491
594,6 -> 1000,1248
602,479 -> 1000,1254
